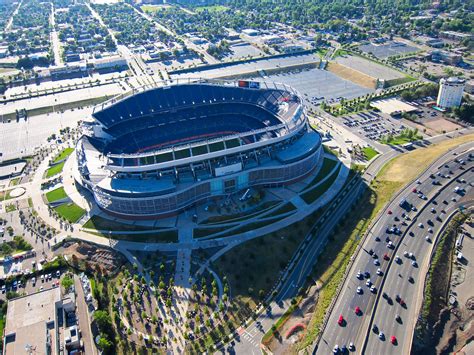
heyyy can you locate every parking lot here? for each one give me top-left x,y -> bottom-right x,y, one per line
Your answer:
337,111 -> 407,142
359,41 -> 420,59
255,67 -> 374,102
0,268 -> 63,301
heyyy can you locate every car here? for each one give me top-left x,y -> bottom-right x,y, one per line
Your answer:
431,208 -> 436,213
385,236 -> 391,242
374,259 -> 380,266
404,251 -> 409,257
341,345 -> 348,353
416,179 -> 421,184
370,285 -> 377,293
409,231 -> 415,237
387,241 -> 394,249
425,236 -> 431,242
356,271 -> 362,279
396,314 -> 401,323
395,256 -> 401,263
355,306 -> 361,315
379,332 -> 385,340
375,236 -> 380,242
396,294 -> 401,303
400,299 -> 406,307
391,336 -> 397,345
408,276 -> 414,283
357,287 -> 363,294
338,315 -> 344,326
409,252 -> 414,259
366,279 -> 372,287
368,249 -> 374,255
376,268 -> 383,276
40,286 -> 44,291
387,210 -> 393,215
56,270 -> 60,278
349,342 -> 355,351
364,271 -> 370,278
1,285 -> 5,293
383,253 -> 390,261
418,223 -> 424,228
428,228 -> 433,233
41,275 -> 44,282
412,188 -> 417,193
412,260 -> 418,267
333,345 -> 339,354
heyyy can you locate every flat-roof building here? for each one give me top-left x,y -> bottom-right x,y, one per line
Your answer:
3,288 -> 62,355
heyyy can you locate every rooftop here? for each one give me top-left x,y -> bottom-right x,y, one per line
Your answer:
4,288 -> 61,355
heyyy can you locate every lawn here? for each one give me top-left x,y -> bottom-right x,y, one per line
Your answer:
8,178 -> 20,187
52,148 -> 74,164
82,215 -> 159,232
45,187 -> 68,203
194,5 -> 229,12
45,161 -> 65,178
54,202 -> 85,223
301,164 -> 342,204
90,230 -> 178,243
362,146 -> 379,161
304,158 -> 338,191
5,204 -> 16,213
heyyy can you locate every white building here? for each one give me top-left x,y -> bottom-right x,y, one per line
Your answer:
436,77 -> 465,108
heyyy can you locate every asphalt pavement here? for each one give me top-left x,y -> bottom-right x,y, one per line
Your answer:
316,148 -> 473,354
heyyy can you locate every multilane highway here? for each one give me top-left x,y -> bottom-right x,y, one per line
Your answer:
316,145 -> 473,354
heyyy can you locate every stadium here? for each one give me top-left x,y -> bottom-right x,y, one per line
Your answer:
74,79 -> 323,219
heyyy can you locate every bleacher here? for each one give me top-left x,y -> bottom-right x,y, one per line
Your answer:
93,84 -> 291,130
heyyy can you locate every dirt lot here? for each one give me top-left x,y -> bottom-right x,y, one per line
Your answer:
335,55 -> 405,80
327,62 -> 377,89
266,284 -> 319,354
58,240 -> 126,274
423,117 -> 463,134
378,133 -> 474,184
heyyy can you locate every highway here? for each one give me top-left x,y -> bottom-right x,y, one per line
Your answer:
364,167 -> 473,354
316,146 -> 473,354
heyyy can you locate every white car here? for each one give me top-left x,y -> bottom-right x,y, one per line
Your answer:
366,279 -> 372,287
376,268 -> 383,276
357,287 -> 363,294
370,285 -> 377,293
418,223 -> 424,228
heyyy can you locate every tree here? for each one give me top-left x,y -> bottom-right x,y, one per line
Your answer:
94,310 -> 112,331
97,334 -> 112,352
61,275 -> 74,291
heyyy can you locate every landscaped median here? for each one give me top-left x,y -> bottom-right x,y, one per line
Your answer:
45,187 -> 68,203
82,215 -> 178,243
45,148 -> 74,178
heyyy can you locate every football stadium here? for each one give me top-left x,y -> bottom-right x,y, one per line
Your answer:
75,79 -> 323,219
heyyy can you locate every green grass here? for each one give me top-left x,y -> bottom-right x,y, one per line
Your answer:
304,158 -> 338,191
140,4 -> 170,13
263,202 -> 296,218
200,201 -> 280,225
301,164 -> 342,204
90,230 -> 178,243
45,187 -> 68,203
194,5 -> 228,12
362,146 -> 379,161
385,76 -> 416,87
45,161 -> 65,178
82,215 -> 160,232
5,204 -> 16,213
54,202 -> 85,223
52,148 -> 74,164
8,178 -> 20,187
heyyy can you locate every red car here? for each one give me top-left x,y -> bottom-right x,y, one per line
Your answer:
412,188 -> 417,193
383,253 -> 390,260
355,306 -> 361,315
387,210 -> 392,215
391,336 -> 397,345
338,315 -> 344,326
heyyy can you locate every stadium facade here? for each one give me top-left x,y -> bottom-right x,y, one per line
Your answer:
75,79 -> 323,219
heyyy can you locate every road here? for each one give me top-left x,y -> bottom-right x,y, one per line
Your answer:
316,146 -> 473,354
364,169 -> 473,354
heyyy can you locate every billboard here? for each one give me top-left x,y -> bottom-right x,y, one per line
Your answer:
238,80 -> 260,89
